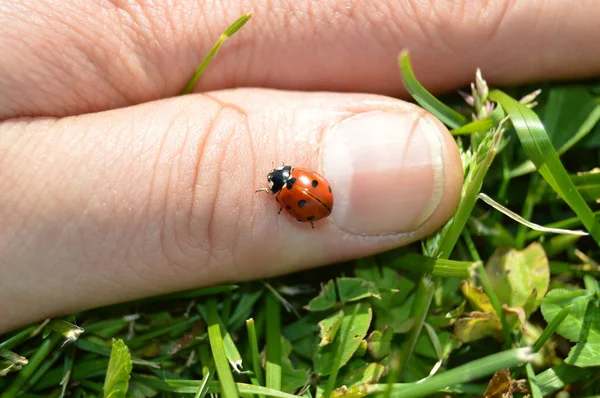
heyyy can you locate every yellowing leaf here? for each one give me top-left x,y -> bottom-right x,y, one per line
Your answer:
313,303 -> 372,376
318,310 -> 344,347
339,362 -> 385,387
483,369 -> 529,398
453,312 -> 502,343
461,281 -> 496,315
486,243 -> 550,315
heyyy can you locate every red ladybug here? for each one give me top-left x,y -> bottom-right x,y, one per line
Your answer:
256,165 -> 333,228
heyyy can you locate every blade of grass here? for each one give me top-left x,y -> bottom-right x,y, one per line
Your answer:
383,350 -> 401,398
463,228 -> 512,349
24,345 -> 63,392
246,319 -> 264,388
205,299 -> 239,398
510,103 -> 600,178
514,173 -> 543,249
218,318 -> 243,372
478,193 -> 588,237
398,50 -> 468,129
489,89 -> 600,244
181,13 -> 253,95
533,305 -> 572,353
0,325 -> 39,351
400,58 -> 506,380
33,358 -> 109,391
128,314 -> 202,346
525,210 -> 600,240
434,122 -> 505,259
229,290 -> 263,331
194,367 -> 215,398
394,254 -> 477,279
397,276 -> 435,379
76,339 -> 160,369
0,333 -> 63,398
525,364 -> 543,398
59,344 -> 76,398
165,380 -> 301,398
371,348 -> 534,398
265,293 -> 281,391
450,105 -> 506,135
198,344 -> 214,378
536,363 -> 597,396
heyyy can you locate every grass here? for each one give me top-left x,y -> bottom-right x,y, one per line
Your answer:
2,12 -> 600,398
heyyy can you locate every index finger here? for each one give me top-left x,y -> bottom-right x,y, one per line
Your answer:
1,0 -> 598,119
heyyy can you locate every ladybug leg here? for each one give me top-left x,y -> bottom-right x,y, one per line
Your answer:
310,221 -> 315,229
278,207 -> 283,215
255,188 -> 274,194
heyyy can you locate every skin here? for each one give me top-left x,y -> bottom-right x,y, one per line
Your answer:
0,0 -> 599,333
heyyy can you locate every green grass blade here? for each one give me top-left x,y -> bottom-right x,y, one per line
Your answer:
390,252 -> 476,279
434,124 -> 505,259
0,325 -> 39,351
463,228 -> 512,348
0,333 -> 62,398
58,345 -> 76,398
194,367 -> 215,398
372,348 -> 534,398
246,318 -> 265,387
489,89 -> 600,244
265,293 -> 281,391
397,276 -> 435,379
181,13 -> 253,95
136,285 -> 238,305
525,364 -> 543,398
205,299 -> 240,398
450,105 -> 506,135
533,305 -> 572,352
510,101 -> 600,178
536,363 -> 597,396
128,314 -> 202,346
398,50 -> 467,129
229,290 -> 263,330
24,346 -> 63,392
218,318 -> 243,372
166,380 -> 300,398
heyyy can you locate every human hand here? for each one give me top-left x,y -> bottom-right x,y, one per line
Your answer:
1,0 -> 597,333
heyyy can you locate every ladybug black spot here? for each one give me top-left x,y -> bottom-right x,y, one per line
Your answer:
311,179 -> 318,188
286,205 -> 292,210
307,215 -> 315,221
286,177 -> 297,190
298,199 -> 307,208
328,185 -> 332,193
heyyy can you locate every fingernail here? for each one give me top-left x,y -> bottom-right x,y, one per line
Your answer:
322,110 -> 445,235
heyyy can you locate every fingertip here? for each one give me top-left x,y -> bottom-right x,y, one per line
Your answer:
321,107 -> 462,236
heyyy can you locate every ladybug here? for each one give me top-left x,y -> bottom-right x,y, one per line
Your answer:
256,165 -> 333,228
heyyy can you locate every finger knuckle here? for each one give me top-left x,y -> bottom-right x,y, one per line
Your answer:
156,97 -> 257,279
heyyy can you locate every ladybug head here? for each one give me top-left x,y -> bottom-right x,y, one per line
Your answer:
267,165 -> 292,193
